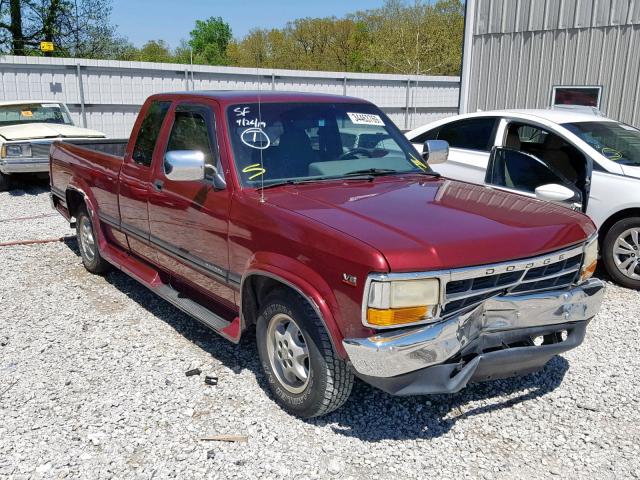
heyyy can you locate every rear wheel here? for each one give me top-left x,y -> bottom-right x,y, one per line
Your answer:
602,217 -> 640,290
256,289 -> 353,418
0,172 -> 11,191
76,206 -> 111,274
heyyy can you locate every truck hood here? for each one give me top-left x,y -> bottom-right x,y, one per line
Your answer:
265,176 -> 595,271
0,123 -> 105,141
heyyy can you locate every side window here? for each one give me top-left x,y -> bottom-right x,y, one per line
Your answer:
412,127 -> 440,145
487,149 -> 570,194
132,101 -> 171,166
438,118 -> 497,151
166,105 -> 218,179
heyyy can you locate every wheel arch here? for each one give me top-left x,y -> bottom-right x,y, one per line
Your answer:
240,265 -> 347,358
598,208 -> 640,245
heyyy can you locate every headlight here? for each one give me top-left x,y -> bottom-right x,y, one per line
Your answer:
580,235 -> 598,282
365,278 -> 440,328
4,144 -> 32,158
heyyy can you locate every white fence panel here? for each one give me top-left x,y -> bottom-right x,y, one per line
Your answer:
0,56 -> 460,137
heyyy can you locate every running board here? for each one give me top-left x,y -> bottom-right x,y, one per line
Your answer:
156,284 -> 232,332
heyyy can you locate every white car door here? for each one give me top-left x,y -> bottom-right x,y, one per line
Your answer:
410,117 -> 501,184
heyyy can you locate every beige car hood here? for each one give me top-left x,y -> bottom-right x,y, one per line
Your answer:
0,123 -> 105,141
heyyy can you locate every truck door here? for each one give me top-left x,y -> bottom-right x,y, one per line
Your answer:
119,100 -> 171,263
147,101 -> 236,308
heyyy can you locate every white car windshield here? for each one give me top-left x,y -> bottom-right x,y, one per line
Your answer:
0,103 -> 73,127
226,102 -> 431,187
563,121 -> 640,167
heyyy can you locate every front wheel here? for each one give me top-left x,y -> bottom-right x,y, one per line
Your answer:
76,206 -> 111,274
256,290 -> 354,418
602,217 -> 640,289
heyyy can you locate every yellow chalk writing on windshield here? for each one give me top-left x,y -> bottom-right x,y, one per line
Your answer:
410,156 -> 429,171
242,163 -> 266,180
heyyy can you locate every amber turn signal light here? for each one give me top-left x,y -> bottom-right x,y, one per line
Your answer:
366,306 -> 429,327
580,259 -> 597,281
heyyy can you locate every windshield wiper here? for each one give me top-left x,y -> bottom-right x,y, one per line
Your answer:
342,168 -> 399,177
342,168 -> 440,178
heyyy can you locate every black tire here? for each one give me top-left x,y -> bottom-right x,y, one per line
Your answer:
0,172 -> 11,192
256,289 -> 354,418
76,206 -> 111,274
602,216 -> 640,290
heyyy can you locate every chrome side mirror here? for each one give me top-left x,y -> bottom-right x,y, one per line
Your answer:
422,140 -> 449,164
535,183 -> 577,202
164,150 -> 205,182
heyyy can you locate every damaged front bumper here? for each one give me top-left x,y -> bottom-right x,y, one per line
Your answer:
342,278 -> 605,395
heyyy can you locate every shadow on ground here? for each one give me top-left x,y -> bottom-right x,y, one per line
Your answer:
5,175 -> 50,196
62,238 -> 570,441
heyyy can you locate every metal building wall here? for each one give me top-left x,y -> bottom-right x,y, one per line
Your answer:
0,56 -> 460,138
466,0 -> 640,126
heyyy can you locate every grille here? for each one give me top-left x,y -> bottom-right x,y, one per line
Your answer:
441,249 -> 583,317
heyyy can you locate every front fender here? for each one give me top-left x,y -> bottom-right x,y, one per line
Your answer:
242,252 -> 348,358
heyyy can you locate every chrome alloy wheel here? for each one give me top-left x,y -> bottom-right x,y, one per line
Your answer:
266,313 -> 310,394
79,215 -> 96,262
613,227 -> 640,280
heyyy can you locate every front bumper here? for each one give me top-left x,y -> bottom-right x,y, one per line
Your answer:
0,157 -> 49,174
343,278 -> 605,394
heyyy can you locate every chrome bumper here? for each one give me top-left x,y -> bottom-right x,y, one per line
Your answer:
343,278 -> 605,378
0,157 -> 49,174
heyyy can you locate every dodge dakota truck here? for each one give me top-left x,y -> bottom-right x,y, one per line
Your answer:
50,91 -> 605,418
0,100 -> 108,190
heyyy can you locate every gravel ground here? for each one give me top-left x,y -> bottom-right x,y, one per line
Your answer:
1,179 -> 639,479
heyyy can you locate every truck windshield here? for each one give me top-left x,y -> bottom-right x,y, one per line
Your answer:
562,121 -> 640,166
0,103 -> 73,127
226,102 -> 429,187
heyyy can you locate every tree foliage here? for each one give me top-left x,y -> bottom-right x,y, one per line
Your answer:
0,0 -> 131,58
228,0 -> 464,75
1,0 -> 464,75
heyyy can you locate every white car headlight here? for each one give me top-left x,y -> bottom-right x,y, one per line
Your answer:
580,235 -> 599,282
4,144 -> 32,158
366,278 -> 440,328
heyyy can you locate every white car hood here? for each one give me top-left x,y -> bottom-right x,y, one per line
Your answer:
621,165 -> 640,179
0,123 -> 105,141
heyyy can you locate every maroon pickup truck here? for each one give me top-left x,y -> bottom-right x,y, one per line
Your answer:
50,91 -> 605,418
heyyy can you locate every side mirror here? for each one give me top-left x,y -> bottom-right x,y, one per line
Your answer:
164,150 -> 205,182
535,183 -> 577,202
422,140 -> 449,164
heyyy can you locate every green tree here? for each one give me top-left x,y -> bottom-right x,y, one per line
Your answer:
188,16 -> 231,65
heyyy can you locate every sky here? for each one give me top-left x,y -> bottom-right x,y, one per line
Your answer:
110,0 -> 386,48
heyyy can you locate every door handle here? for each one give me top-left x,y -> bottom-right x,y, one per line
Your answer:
153,179 -> 164,191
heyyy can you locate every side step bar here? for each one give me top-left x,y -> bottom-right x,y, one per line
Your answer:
156,284 -> 232,332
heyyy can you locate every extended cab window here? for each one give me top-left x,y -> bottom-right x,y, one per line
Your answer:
437,118 -> 497,151
132,101 -> 170,166
166,105 -> 218,178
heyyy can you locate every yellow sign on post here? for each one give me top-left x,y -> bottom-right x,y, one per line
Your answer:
40,41 -> 54,52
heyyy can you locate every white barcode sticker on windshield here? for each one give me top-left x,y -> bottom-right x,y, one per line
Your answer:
42,103 -> 59,108
347,112 -> 385,126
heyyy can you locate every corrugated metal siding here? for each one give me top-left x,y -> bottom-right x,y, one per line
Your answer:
468,0 -> 640,127
0,56 -> 460,137
475,0 -> 640,33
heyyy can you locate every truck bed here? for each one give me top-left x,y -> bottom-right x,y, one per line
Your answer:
49,140 -> 126,225
60,138 -> 128,158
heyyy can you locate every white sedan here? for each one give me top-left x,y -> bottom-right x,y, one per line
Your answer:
407,109 -> 640,289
